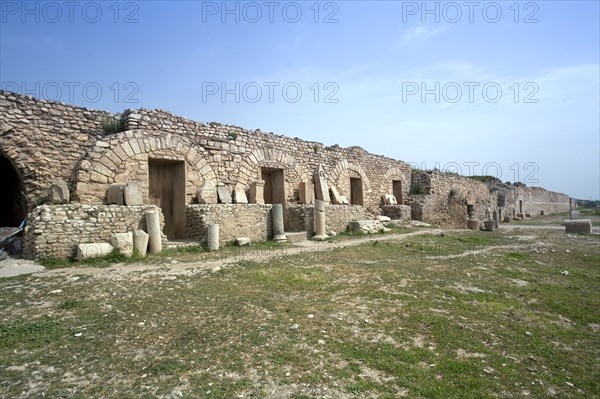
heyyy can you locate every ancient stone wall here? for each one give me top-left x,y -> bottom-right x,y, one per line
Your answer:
186,204 -> 273,244
24,204 -> 165,259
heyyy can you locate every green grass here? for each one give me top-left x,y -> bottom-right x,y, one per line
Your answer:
1,229 -> 599,398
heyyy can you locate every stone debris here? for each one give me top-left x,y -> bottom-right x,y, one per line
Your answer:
349,220 -> 385,234
235,237 -> 252,246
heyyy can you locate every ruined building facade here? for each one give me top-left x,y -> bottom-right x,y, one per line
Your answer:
0,91 -> 572,259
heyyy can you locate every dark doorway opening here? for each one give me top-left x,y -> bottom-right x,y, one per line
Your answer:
0,154 -> 27,227
392,180 -> 403,204
261,167 -> 285,204
149,159 -> 186,240
350,177 -> 363,206
519,200 -> 523,214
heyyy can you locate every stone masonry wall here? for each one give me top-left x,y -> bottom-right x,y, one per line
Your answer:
186,204 -> 273,244
24,204 -> 166,259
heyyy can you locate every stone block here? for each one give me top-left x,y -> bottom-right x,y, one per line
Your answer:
49,181 -> 69,204
329,187 -> 342,205
467,220 -> 480,230
339,196 -> 350,205
313,165 -> 330,203
106,183 -> 124,205
133,230 -> 149,257
483,220 -> 496,231
299,182 -> 315,204
564,219 -> 592,234
217,186 -> 232,204
233,187 -> 248,204
76,243 -> 113,260
382,194 -> 397,205
123,182 -> 143,206
198,181 -> 217,204
349,220 -> 384,234
378,216 -> 391,222
249,180 -> 265,204
235,237 -> 252,246
110,232 -> 134,256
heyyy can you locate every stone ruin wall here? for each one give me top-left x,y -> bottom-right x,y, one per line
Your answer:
0,91 -> 574,258
24,204 -> 166,259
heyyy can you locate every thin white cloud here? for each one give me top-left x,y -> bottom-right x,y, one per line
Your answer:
398,25 -> 449,45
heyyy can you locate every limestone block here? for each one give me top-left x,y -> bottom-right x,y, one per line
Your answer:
313,165 -> 330,203
483,220 -> 496,232
217,186 -> 232,204
339,196 -> 349,205
76,243 -> 113,260
123,182 -> 143,206
382,194 -> 397,205
235,237 -> 252,246
299,182 -> 315,204
133,230 -> 149,257
233,187 -> 248,204
467,220 -> 480,230
49,181 -> 69,204
110,232 -> 134,256
106,183 -> 124,205
564,219 -> 592,234
249,180 -> 265,204
378,216 -> 391,222
198,182 -> 217,204
329,187 -> 343,205
349,220 -> 384,234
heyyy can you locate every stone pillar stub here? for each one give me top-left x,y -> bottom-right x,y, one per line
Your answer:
133,230 -> 149,257
272,204 -> 287,242
312,199 -> 328,241
313,165 -> 330,203
146,210 -> 162,254
207,223 -> 220,251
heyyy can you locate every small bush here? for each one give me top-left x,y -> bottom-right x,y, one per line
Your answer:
101,114 -> 125,134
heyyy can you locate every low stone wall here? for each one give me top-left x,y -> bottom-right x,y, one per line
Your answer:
381,205 -> 412,221
186,204 -> 273,244
24,204 -> 165,259
326,205 -> 371,233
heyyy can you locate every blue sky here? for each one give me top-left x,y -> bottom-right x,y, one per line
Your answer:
1,0 -> 599,199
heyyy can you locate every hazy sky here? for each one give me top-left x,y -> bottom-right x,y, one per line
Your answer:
1,1 -> 599,199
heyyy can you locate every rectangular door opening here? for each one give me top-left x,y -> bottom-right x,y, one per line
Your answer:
149,159 -> 186,240
261,167 -> 285,204
350,177 -> 363,206
392,180 -> 403,204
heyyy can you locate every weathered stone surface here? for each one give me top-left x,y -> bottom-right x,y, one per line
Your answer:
197,181 -> 217,204
133,230 -> 149,257
272,204 -> 287,242
313,165 -> 330,203
207,223 -> 219,250
110,232 -> 134,256
483,220 -> 496,232
106,183 -> 124,205
312,199 -> 327,241
564,219 -> 592,234
382,194 -> 397,205
339,196 -> 349,205
49,181 -> 69,204
249,180 -> 265,204
329,187 -> 342,205
299,182 -> 315,204
233,187 -> 248,204
381,205 -> 411,221
123,182 -> 143,206
217,186 -> 232,204
377,216 -> 391,222
76,243 -> 113,260
349,220 -> 384,234
235,237 -> 252,246
467,220 -> 480,230
146,210 -> 162,254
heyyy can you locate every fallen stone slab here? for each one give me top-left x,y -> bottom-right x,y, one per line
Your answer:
133,230 -> 149,257
235,237 -> 252,246
124,182 -> 143,206
110,232 -> 134,256
76,243 -> 113,260
564,219 -> 592,234
349,220 -> 384,234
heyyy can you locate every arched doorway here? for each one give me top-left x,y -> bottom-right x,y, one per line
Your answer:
0,154 -> 27,227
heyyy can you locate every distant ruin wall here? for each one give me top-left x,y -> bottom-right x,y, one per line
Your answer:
24,204 -> 165,259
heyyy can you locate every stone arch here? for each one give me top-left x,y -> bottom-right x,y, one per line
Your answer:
379,166 -> 409,204
75,131 -> 216,204
0,151 -> 28,226
329,160 -> 372,195
237,148 -> 307,203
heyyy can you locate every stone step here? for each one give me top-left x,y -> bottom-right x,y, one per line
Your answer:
286,232 -> 308,242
